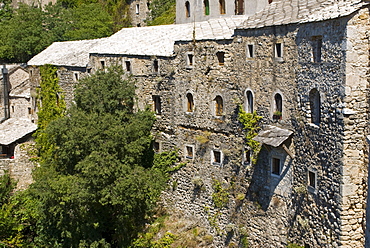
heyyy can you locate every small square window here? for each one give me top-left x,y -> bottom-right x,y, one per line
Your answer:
153,141 -> 160,153
246,44 -> 254,58
216,52 -> 225,66
271,157 -> 281,176
185,145 -> 194,159
212,150 -> 222,165
125,61 -> 131,73
275,43 -> 283,58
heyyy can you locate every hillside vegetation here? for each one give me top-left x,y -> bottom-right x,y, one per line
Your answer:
0,0 -> 175,63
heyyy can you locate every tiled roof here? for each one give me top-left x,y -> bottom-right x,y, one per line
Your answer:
28,38 -> 106,67
27,17 -> 247,66
90,17 -> 247,56
0,118 -> 37,145
237,0 -> 368,29
253,125 -> 293,147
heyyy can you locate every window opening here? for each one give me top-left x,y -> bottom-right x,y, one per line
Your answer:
153,142 -> 160,153
216,52 -> 225,66
213,150 -> 221,165
275,43 -> 282,58
273,93 -> 282,119
246,90 -> 253,113
153,60 -> 159,73
219,0 -> 225,14
268,0 -> 272,3
11,106 -> 14,112
136,4 -> 139,14
186,93 -> 194,112
215,95 -> 223,116
271,157 -> 281,175
243,149 -> 251,165
74,72 -> 79,81
247,44 -> 254,58
100,60 -> 105,69
186,146 -> 194,159
1,145 -> 14,159
309,88 -> 320,124
185,1 -> 190,17
235,0 -> 244,15
187,53 -> 194,66
125,61 -> 131,73
312,36 -> 322,63
308,171 -> 316,188
28,107 -> 31,115
204,0 -> 210,15
153,95 -> 161,114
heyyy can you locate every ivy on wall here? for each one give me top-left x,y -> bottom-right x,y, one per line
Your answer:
34,64 -> 66,161
238,106 -> 262,164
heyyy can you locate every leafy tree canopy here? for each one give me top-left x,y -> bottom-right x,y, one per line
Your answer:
28,67 -> 176,247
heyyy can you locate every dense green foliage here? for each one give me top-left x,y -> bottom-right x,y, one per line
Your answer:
147,0 -> 175,26
0,3 -> 113,63
0,0 -> 176,62
238,106 -> 262,164
29,67 -> 175,247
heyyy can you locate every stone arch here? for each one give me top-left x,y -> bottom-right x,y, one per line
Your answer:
214,95 -> 223,116
186,92 -> 194,112
245,89 -> 254,113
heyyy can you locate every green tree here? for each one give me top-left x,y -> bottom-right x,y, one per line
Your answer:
0,4 -> 52,63
30,67 -> 175,247
62,3 -> 113,41
147,0 -> 175,26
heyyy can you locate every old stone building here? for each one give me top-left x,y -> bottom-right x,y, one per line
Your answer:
0,65 -> 37,190
27,0 -> 370,247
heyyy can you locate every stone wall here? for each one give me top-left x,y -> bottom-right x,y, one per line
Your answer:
0,137 -> 36,191
25,6 -> 370,247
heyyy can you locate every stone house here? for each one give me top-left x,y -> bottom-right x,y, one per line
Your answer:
0,65 -> 37,190
27,0 -> 370,247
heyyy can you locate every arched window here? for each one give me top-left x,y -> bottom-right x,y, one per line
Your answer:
204,0 -> 210,15
186,93 -> 194,112
245,90 -> 253,113
273,93 -> 282,119
185,1 -> 190,18
309,88 -> 321,124
219,0 -> 225,14
235,0 -> 244,15
215,95 -> 223,116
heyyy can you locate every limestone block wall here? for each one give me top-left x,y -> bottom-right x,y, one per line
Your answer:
342,8 -> 370,248
150,26 -> 298,246
0,138 -> 36,191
